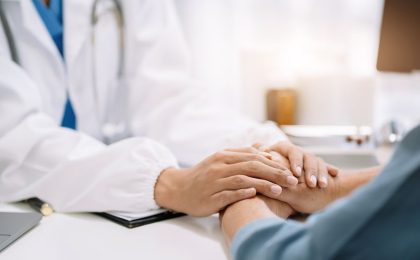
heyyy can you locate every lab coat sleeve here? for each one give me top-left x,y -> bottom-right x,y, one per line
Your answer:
0,57 -> 178,213
231,125 -> 420,260
124,0 -> 287,166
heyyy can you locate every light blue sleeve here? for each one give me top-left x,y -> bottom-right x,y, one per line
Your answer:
232,124 -> 420,260
232,218 -> 312,260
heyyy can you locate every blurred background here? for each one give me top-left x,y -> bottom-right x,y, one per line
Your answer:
174,0 -> 420,132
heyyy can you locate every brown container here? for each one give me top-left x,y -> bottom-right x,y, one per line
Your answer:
266,88 -> 296,125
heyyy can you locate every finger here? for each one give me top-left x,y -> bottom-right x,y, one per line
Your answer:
269,141 -> 293,156
256,145 -> 271,153
269,151 -> 291,168
224,161 -> 298,187
225,147 -> 259,154
303,154 -> 318,188
212,188 -> 256,209
209,150 -> 270,165
317,159 -> 328,188
224,147 -> 272,159
270,151 -> 290,165
221,151 -> 287,171
219,175 -> 283,199
287,147 -> 304,177
327,164 -> 339,177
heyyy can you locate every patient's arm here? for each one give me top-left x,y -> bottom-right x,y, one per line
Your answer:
221,196 -> 294,243
222,126 -> 420,260
278,166 -> 382,213
220,168 -> 387,259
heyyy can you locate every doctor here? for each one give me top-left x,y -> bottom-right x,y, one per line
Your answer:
0,0 -> 336,216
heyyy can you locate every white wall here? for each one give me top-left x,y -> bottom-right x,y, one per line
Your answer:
174,0 -> 420,128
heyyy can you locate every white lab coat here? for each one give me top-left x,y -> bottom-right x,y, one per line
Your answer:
0,0 -> 286,213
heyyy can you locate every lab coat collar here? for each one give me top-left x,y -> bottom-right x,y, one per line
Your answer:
19,0 -> 95,74
20,0 -> 63,65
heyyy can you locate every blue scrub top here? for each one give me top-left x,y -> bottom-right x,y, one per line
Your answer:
33,0 -> 77,129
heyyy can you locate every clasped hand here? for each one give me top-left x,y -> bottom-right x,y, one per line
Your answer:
155,141 -> 339,217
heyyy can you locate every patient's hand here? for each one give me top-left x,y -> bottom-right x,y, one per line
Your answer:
278,175 -> 339,214
256,195 -> 296,218
242,146 -> 340,214
278,167 -> 382,214
255,142 -> 339,189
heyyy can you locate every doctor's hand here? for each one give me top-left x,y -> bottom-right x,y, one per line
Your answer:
255,142 -> 339,189
154,147 -> 299,217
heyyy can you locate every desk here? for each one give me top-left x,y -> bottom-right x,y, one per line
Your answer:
0,203 -> 228,260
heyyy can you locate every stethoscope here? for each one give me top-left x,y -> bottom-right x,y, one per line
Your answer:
0,0 -> 127,144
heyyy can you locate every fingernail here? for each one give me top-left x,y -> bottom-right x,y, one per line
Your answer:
310,175 -> 317,186
287,176 -> 298,186
270,185 -> 282,195
319,176 -> 328,188
295,166 -> 302,176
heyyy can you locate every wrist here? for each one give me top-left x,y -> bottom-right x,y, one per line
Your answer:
223,197 -> 274,222
333,167 -> 380,199
256,195 -> 295,218
154,167 -> 185,211
221,197 -> 276,242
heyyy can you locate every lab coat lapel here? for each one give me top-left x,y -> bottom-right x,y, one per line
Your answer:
63,0 -> 94,72
63,0 -> 104,139
20,0 -> 64,69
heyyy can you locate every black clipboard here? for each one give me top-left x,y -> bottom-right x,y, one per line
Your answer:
97,211 -> 185,229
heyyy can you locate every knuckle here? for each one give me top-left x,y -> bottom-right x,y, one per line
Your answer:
277,172 -> 287,183
218,192 -> 230,205
213,151 -> 226,161
270,171 -> 282,183
309,167 -> 318,175
207,164 -> 222,175
257,180 -> 270,191
317,158 -> 326,165
292,150 -> 304,160
246,161 -> 262,172
252,154 -> 265,162
295,145 -> 304,153
283,141 -> 293,149
304,169 -> 312,177
290,157 -> 302,166
237,189 -> 248,197
232,175 -> 247,186
304,162 -> 318,174
247,147 -> 258,154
